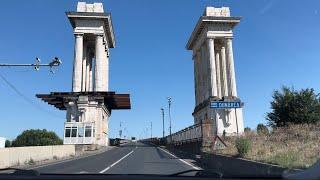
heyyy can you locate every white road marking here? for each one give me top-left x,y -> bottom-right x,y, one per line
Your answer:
157,147 -> 202,170
99,148 -> 136,173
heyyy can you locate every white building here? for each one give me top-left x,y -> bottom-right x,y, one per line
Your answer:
0,137 -> 5,148
186,7 -> 244,136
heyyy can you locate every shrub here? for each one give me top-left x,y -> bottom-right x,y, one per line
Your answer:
11,129 -> 62,147
244,127 -> 251,132
5,140 -> 11,147
27,158 -> 35,165
235,137 -> 251,157
257,124 -> 269,135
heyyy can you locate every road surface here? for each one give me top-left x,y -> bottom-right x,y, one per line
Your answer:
33,142 -> 200,175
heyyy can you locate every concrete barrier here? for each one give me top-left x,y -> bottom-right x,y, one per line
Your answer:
0,145 -> 75,169
165,146 -> 291,177
200,154 -> 287,177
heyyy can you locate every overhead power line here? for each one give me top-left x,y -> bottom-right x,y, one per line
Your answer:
0,72 -> 63,119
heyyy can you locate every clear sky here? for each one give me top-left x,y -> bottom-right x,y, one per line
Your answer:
0,0 -> 319,140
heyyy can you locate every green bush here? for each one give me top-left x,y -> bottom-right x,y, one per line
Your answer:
244,127 -> 251,132
257,124 -> 269,135
235,137 -> 251,157
5,140 -> 11,147
11,129 -> 62,147
26,158 -> 35,165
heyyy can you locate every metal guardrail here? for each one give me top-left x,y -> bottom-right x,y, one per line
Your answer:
166,123 -> 202,144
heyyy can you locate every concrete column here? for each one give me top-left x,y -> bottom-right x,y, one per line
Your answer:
226,38 -> 237,97
85,51 -> 91,91
200,45 -> 206,101
197,49 -> 204,104
81,44 -> 87,92
215,50 -> 221,98
72,34 -> 83,92
88,52 -> 93,92
101,47 -> 109,91
94,34 -> 104,92
89,59 -> 93,91
207,38 -> 218,97
220,46 -> 228,97
192,53 -> 198,106
105,49 -> 109,91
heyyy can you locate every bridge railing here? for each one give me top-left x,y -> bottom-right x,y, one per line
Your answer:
166,123 -> 202,144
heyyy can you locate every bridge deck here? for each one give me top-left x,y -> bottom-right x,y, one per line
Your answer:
36,91 -> 131,111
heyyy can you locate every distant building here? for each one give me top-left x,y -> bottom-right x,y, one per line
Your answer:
0,137 -> 5,148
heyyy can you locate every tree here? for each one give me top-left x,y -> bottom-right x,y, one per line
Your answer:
5,140 -> 11,147
267,86 -> 320,127
244,127 -> 251,132
257,123 -> 269,135
11,129 -> 62,147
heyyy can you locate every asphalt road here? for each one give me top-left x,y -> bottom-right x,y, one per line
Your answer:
33,142 -> 200,175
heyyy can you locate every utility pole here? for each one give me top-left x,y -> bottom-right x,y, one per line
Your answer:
161,108 -> 165,138
119,121 -> 122,139
150,121 -> 152,139
167,97 -> 172,142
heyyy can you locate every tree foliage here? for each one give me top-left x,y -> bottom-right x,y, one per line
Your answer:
11,129 -> 62,147
267,86 -> 320,127
5,140 -> 11,147
257,123 -> 269,135
244,127 -> 251,132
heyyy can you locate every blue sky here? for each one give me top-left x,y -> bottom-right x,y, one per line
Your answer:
0,0 -> 319,140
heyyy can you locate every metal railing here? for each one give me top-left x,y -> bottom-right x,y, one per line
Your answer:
166,123 -> 202,144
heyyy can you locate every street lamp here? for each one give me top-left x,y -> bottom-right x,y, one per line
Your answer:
161,108 -> 165,138
150,121 -> 152,139
167,97 -> 172,141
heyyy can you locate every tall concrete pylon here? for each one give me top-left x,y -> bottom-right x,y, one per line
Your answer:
186,7 -> 244,136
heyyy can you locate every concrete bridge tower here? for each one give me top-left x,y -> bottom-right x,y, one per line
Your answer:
37,2 -> 131,147
186,7 -> 244,136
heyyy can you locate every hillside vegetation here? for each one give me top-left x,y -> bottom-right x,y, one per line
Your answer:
217,123 -> 320,169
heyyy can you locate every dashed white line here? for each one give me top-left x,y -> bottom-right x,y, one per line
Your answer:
157,147 -> 202,170
99,148 -> 136,173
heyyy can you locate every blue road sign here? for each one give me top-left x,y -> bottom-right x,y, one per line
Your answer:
210,101 -> 242,109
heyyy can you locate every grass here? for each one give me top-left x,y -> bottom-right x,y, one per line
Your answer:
27,158 -> 35,165
217,123 -> 320,169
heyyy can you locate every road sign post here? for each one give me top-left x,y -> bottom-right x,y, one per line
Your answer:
210,101 -> 242,109
210,100 -> 243,135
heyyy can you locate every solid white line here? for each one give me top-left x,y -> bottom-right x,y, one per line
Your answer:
99,149 -> 135,173
158,147 -> 202,170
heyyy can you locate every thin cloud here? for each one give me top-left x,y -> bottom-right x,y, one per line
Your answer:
260,0 -> 276,15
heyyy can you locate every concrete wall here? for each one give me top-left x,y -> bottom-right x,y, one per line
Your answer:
166,146 -> 287,177
0,145 -> 75,169
200,154 -> 286,177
